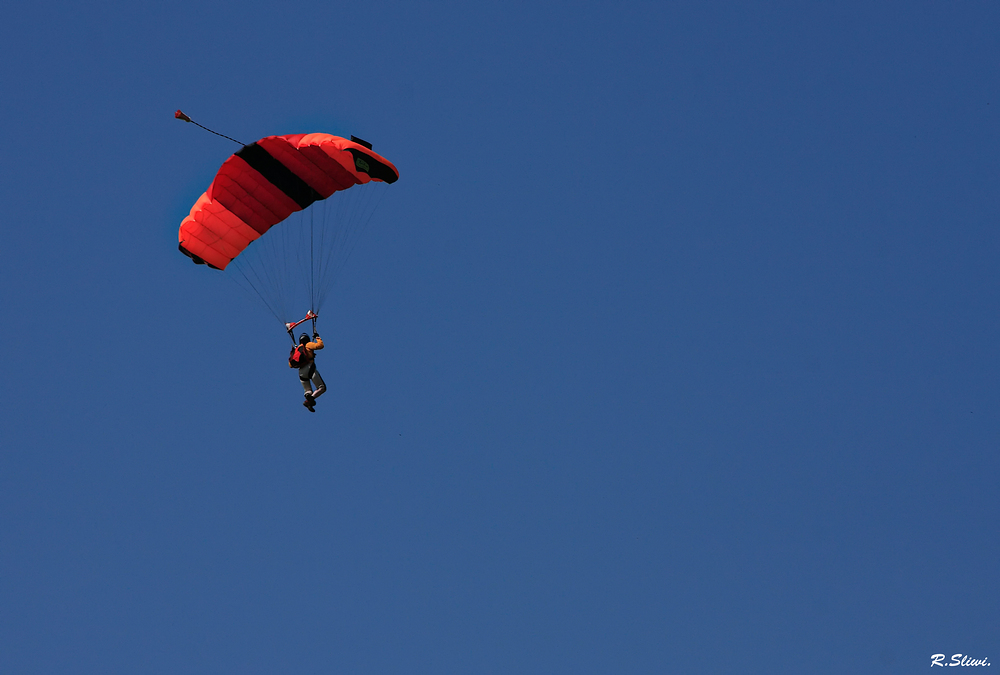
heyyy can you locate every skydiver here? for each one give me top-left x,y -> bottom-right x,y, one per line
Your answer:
293,332 -> 326,412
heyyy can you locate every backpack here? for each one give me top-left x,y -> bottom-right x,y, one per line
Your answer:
289,344 -> 310,368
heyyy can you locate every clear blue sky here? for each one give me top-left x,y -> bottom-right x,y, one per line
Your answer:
2,2 -> 997,673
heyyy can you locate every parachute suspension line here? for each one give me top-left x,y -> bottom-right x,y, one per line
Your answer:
228,220 -> 300,328
316,194 -> 343,310
238,256 -> 282,321
291,208 -> 310,321
318,193 -> 352,311
310,206 -> 315,317
316,198 -> 331,308
227,262 -> 284,325
174,110 -> 244,146
315,196 -> 340,311
239,228 -> 284,324
314,182 -> 389,311
269,210 -> 290,320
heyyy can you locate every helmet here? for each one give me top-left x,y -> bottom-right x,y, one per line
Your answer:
299,333 -> 310,345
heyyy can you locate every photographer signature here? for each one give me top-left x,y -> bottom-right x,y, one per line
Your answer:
932,654 -> 991,667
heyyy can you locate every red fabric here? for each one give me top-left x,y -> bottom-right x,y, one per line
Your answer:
179,134 -> 397,270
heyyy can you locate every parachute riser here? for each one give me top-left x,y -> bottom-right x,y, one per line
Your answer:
285,310 -> 318,340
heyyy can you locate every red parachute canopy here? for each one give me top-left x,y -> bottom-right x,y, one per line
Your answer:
179,133 -> 398,270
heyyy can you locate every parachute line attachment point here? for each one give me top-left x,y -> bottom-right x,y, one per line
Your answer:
285,310 -> 318,334
174,109 -> 244,146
